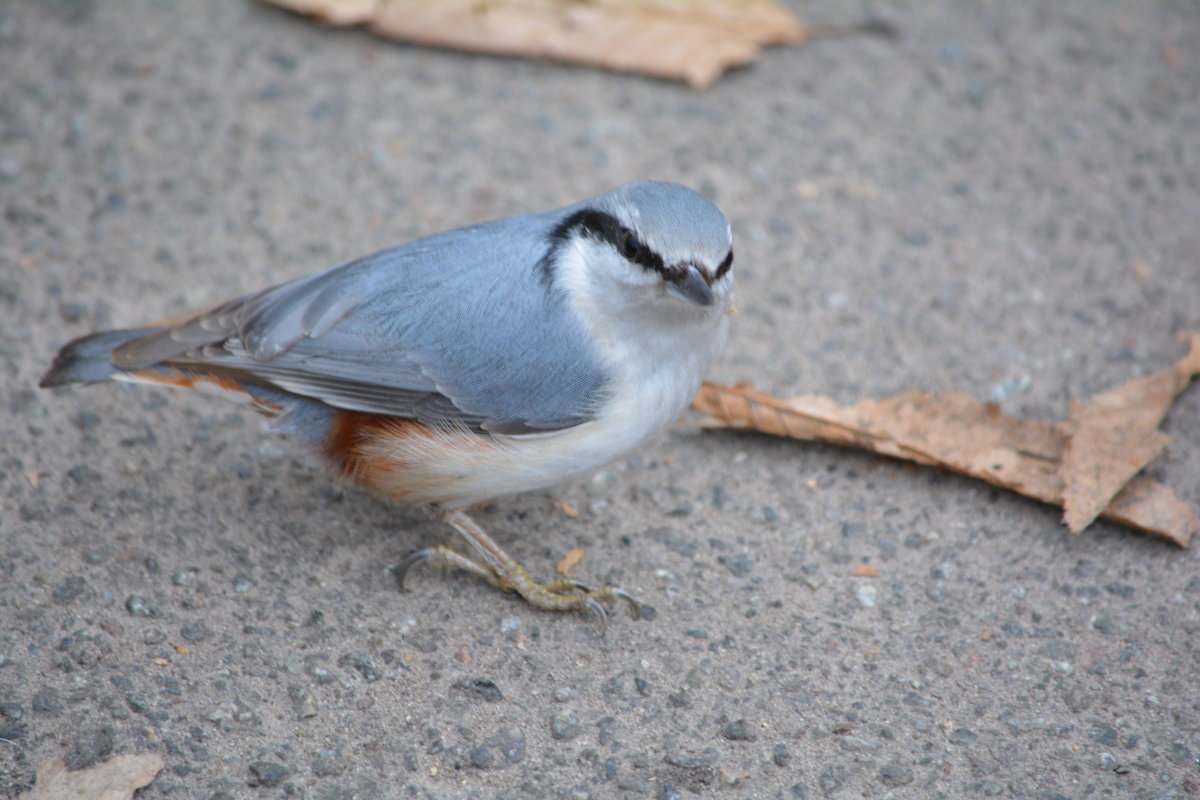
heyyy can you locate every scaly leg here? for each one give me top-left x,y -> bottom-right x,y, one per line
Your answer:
398,508 -> 643,630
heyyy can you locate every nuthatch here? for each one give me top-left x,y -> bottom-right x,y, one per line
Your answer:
41,181 -> 735,626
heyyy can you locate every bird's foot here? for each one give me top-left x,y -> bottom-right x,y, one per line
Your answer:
398,509 -> 644,632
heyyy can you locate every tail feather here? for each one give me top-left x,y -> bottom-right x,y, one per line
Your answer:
40,326 -> 337,445
40,328 -> 163,388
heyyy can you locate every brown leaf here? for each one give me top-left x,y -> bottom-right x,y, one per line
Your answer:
262,0 -> 806,88
22,754 -> 165,800
1105,478 -> 1200,540
267,0 -> 376,25
1060,331 -> 1200,531
692,332 -> 1200,547
556,546 -> 586,575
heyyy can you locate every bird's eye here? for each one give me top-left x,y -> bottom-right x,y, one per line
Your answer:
620,230 -> 640,260
716,248 -> 734,280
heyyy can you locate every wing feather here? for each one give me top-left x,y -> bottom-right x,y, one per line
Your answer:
108,207 -> 609,432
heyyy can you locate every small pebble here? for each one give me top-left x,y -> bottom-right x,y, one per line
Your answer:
879,763 -> 914,787
711,485 -> 730,509
180,623 -> 210,642
52,576 -> 88,604
750,506 -> 779,524
856,584 -> 878,607
67,464 -> 102,483
719,553 -> 754,577
74,410 -> 101,434
904,691 -> 932,708
312,751 -> 343,777
720,719 -> 757,741
341,653 -> 381,682
663,753 -> 712,769
550,711 -> 580,741
949,728 -> 977,745
248,761 -> 289,787
456,678 -> 504,702
171,570 -> 196,587
297,693 -> 317,719
840,735 -> 878,751
468,746 -> 494,769
818,766 -> 844,793
125,595 -> 152,616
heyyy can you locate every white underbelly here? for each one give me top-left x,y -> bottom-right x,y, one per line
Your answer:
354,359 -> 705,508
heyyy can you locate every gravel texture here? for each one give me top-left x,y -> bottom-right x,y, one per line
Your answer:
2,1 -> 1200,798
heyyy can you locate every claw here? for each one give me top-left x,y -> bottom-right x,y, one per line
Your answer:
584,597 -> 609,636
398,548 -> 433,591
610,588 -> 643,620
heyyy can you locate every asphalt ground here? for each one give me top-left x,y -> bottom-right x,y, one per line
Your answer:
2,1 -> 1199,798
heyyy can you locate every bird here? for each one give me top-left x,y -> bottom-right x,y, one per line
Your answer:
40,180 -> 735,626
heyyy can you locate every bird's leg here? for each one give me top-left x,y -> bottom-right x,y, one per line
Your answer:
398,507 -> 643,628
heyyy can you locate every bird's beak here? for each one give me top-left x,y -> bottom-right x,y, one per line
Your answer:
668,264 -> 715,307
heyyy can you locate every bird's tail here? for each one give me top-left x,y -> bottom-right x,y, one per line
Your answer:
39,327 -> 306,433
39,328 -> 162,388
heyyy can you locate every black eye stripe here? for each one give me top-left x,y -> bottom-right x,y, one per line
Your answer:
619,230 -> 640,260
623,232 -> 663,273
538,208 -> 729,287
548,209 -> 665,274
715,247 -> 733,280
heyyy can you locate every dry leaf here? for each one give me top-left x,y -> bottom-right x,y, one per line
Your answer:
1105,478 -> 1200,540
269,0 -> 376,24
1060,331 -> 1200,531
22,754 -> 165,800
693,332 -> 1200,547
556,547 -> 586,575
262,0 -> 806,88
851,564 -> 878,577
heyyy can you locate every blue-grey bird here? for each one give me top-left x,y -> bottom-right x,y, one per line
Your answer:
40,181 -> 736,625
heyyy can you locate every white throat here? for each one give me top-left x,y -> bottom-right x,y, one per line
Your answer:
553,240 -> 731,441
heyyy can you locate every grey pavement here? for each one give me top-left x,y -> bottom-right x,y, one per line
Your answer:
2,1 -> 1199,798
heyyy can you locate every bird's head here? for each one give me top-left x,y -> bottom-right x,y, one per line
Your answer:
547,181 -> 735,326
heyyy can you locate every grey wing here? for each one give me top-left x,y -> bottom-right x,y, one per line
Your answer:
112,212 -> 610,433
